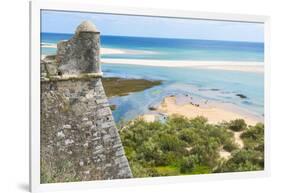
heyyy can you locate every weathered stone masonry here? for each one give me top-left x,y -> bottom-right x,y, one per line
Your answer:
41,21 -> 132,182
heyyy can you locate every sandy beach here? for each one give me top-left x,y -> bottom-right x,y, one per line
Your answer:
41,43 -> 263,73
152,96 -> 262,126
102,58 -> 264,73
140,95 -> 258,159
41,47 -> 127,60
41,43 -> 155,55
101,48 -> 264,74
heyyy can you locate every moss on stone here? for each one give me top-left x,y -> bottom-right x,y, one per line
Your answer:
110,104 -> 117,111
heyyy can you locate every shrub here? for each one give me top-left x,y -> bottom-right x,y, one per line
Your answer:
223,140 -> 239,152
119,116 -> 264,177
180,160 -> 191,173
178,129 -> 195,144
241,123 -> 264,150
228,119 -> 247,132
190,116 -> 208,128
166,115 -> 191,130
179,155 -> 198,173
217,149 -> 264,172
159,134 -> 184,152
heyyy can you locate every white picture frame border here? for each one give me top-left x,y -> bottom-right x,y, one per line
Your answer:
30,0 -> 271,192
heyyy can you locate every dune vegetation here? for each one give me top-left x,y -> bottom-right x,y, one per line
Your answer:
119,116 -> 264,177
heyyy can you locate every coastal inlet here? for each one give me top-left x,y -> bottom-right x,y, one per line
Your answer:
39,14 -> 265,180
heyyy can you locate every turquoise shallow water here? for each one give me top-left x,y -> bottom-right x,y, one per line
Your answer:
103,64 -> 264,122
41,33 -> 264,62
41,33 -> 264,122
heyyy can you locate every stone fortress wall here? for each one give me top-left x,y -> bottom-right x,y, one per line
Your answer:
40,21 -> 132,183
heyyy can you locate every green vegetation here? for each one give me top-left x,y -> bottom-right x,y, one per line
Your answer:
102,77 -> 161,97
119,115 -> 264,177
109,104 -> 117,111
228,119 -> 247,132
215,123 -> 264,173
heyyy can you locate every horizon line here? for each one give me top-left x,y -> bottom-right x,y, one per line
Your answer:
41,31 -> 264,44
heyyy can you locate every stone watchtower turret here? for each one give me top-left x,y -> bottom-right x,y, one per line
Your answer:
56,21 -> 101,75
40,21 -> 132,183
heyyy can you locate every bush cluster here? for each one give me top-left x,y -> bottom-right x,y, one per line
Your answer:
119,115 -> 264,177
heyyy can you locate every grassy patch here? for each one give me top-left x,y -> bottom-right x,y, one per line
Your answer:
155,166 -> 180,176
102,77 -> 161,97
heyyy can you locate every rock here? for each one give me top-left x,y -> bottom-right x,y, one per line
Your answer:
40,60 -> 47,75
82,117 -> 89,121
236,94 -> 247,99
199,88 -> 220,91
44,55 -> 57,62
79,160 -> 84,166
65,139 -> 74,145
57,131 -> 65,138
83,142 -> 88,147
83,170 -> 90,175
44,60 -> 59,76
63,124 -> 72,129
148,105 -> 157,111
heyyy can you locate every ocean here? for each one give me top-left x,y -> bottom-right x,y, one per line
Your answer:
41,32 -> 264,122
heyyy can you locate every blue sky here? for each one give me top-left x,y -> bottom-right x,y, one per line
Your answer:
41,10 -> 264,42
